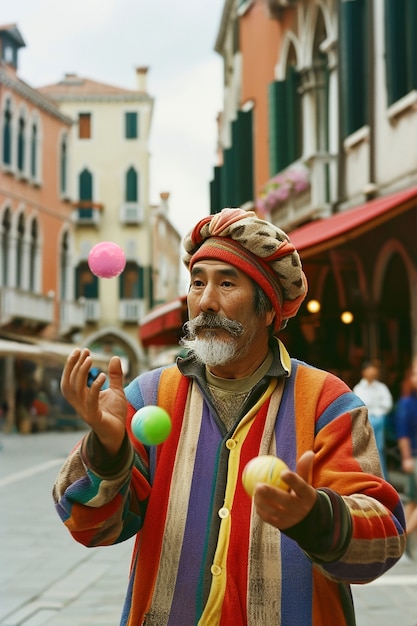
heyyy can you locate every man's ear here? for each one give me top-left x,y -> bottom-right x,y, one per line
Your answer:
265,309 -> 275,328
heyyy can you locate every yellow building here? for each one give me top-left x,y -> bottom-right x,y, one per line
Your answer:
39,68 -> 155,379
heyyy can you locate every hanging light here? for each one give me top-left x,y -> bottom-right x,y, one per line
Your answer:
306,299 -> 321,314
340,310 -> 354,324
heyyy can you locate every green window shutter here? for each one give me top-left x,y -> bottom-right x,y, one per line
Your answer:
30,123 -> 37,178
210,165 -> 222,214
406,0 -> 417,90
76,263 -> 98,299
237,109 -> 254,205
221,146 -> 238,208
340,0 -> 368,136
384,0 -> 408,105
126,167 -> 138,202
60,138 -> 67,195
268,80 -> 289,176
286,66 -> 302,162
17,117 -> 25,172
125,112 -> 138,139
231,118 -> 241,206
79,169 -> 93,201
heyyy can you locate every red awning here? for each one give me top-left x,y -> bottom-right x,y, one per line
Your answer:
139,295 -> 188,347
288,186 -> 417,258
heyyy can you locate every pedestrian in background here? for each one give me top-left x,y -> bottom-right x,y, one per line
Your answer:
353,360 -> 393,478
53,208 -> 405,625
395,363 -> 417,544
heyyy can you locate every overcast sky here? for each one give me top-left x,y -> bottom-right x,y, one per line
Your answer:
3,0 -> 225,238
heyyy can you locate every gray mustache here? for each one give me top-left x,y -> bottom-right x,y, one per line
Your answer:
183,313 -> 244,338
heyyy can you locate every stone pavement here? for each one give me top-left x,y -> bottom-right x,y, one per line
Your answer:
1,430 -> 417,625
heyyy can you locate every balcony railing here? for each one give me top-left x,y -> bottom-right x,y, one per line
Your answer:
0,286 -> 54,326
59,299 -> 86,335
267,154 -> 336,231
119,203 -> 143,224
119,299 -> 145,323
84,299 -> 100,322
71,201 -> 103,227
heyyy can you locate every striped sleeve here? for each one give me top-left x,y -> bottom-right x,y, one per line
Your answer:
293,364 -> 406,584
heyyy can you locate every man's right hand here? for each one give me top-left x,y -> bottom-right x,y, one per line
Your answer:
60,349 -> 127,456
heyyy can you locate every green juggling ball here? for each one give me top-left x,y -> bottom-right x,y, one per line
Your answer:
131,406 -> 172,445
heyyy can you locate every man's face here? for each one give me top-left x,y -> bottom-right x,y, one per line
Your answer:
182,260 -> 275,369
363,365 -> 379,382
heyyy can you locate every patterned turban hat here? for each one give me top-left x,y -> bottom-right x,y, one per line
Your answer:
182,208 -> 308,331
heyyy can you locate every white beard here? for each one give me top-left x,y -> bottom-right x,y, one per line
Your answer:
181,335 -> 238,366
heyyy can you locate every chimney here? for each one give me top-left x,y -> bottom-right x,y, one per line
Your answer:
159,192 -> 170,215
135,66 -> 148,92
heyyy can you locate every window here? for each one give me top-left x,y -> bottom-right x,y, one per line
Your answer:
30,122 -> 38,179
76,261 -> 98,299
60,231 -> 69,300
125,167 -> 138,202
268,63 -> 302,176
29,219 -> 38,291
217,109 -> 254,209
125,112 -> 138,139
78,113 -> 91,139
385,0 -> 417,105
1,209 -> 11,286
60,134 -> 68,195
3,99 -> 12,166
119,263 -> 143,298
78,168 -> 93,218
340,0 -> 368,136
17,113 -> 25,173
16,214 -> 25,288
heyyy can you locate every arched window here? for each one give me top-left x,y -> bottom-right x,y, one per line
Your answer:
60,231 -> 69,300
30,121 -> 38,179
119,262 -> 143,299
17,111 -> 26,173
340,0 -> 368,136
125,167 -> 138,202
1,209 -> 11,286
3,99 -> 12,166
29,219 -> 38,291
16,213 -> 25,288
312,10 -> 329,153
268,42 -> 302,175
385,0 -> 417,105
75,261 -> 98,299
60,134 -> 68,196
78,168 -> 93,218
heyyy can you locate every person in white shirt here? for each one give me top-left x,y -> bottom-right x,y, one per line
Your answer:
353,361 -> 393,478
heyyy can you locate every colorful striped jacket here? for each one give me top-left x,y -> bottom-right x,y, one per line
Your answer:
53,342 -> 406,625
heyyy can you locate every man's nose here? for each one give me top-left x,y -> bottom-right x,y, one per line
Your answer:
198,284 -> 220,313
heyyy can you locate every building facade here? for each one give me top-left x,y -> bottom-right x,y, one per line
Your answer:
39,69 -> 156,380
210,0 -> 417,390
0,24 -> 85,429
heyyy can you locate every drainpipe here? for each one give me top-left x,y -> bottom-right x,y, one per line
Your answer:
366,0 -> 376,198
336,0 -> 346,210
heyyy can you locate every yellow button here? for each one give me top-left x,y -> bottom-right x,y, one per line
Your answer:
211,564 -> 222,576
226,439 -> 236,449
218,507 -> 229,519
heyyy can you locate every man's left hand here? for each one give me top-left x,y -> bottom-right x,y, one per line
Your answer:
253,451 -> 317,530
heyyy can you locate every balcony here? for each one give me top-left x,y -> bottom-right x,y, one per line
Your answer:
119,299 -> 145,323
71,201 -> 103,227
84,299 -> 100,322
59,299 -> 86,335
260,156 -> 336,231
0,286 -> 54,326
119,202 -> 143,225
